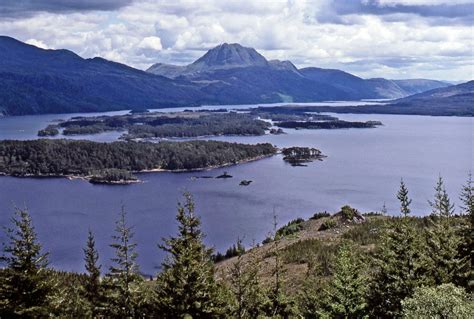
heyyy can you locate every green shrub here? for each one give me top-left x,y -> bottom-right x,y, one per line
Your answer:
275,218 -> 304,238
319,219 -> 337,231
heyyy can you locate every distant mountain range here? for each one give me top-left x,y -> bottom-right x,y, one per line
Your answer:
282,81 -> 474,116
147,43 -> 450,101
0,36 -> 463,116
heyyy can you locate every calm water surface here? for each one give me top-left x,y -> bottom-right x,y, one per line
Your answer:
0,103 -> 472,274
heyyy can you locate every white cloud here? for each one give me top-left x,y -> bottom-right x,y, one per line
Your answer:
138,36 -> 163,51
1,0 -> 472,80
25,38 -> 48,49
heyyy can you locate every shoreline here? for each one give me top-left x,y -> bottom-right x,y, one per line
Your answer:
0,153 -> 277,185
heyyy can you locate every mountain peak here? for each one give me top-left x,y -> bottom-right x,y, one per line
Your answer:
188,42 -> 269,72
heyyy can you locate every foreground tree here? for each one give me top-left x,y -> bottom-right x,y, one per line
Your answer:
83,229 -> 103,316
105,207 -> 143,318
368,179 -> 424,318
423,176 -> 464,285
0,208 -> 53,318
155,193 -> 228,318
401,284 -> 474,318
459,172 -> 474,291
318,242 -> 368,318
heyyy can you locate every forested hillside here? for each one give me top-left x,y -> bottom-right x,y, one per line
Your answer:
0,176 -> 472,317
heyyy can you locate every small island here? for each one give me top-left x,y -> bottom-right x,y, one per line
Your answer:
276,120 -> 382,130
281,147 -> 326,166
89,169 -> 139,185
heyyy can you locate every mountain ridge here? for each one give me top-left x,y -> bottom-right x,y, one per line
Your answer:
0,36 -> 460,116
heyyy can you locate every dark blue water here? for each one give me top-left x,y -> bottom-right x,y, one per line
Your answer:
0,105 -> 472,275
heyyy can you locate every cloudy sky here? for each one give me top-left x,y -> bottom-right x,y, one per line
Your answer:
1,0 -> 473,80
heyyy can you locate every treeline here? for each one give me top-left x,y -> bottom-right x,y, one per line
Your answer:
276,120 -> 382,130
0,175 -> 473,318
0,139 -> 276,176
40,112 -> 271,139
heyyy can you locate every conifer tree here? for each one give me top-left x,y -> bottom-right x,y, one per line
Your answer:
155,193 -> 227,318
229,238 -> 269,318
367,179 -> 424,318
318,242 -> 368,318
423,176 -> 463,285
106,207 -> 142,318
458,172 -> 473,291
83,229 -> 103,316
0,208 -> 53,318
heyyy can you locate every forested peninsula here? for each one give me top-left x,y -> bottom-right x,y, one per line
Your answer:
0,139 -> 276,183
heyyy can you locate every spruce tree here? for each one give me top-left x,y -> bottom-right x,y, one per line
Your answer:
106,207 -> 142,318
458,172 -> 473,291
155,193 -> 227,318
318,242 -> 368,318
83,229 -> 103,316
0,208 -> 53,318
367,180 -> 424,318
423,176 -> 463,285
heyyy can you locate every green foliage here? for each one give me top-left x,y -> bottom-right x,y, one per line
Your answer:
155,193 -> 228,318
422,176 -> 465,286
340,205 -> 358,220
367,181 -> 425,318
397,178 -> 412,217
37,125 -> 59,137
89,168 -> 137,184
458,172 -> 474,291
54,112 -> 271,138
275,217 -> 304,239
105,207 -> 143,318
310,211 -> 330,220
282,239 -> 337,277
342,217 -> 385,245
0,139 -> 276,176
229,240 -> 269,318
317,242 -> 368,319
213,241 -> 246,263
319,218 -> 337,231
83,230 -> 103,316
402,284 -> 474,318
0,208 -> 54,318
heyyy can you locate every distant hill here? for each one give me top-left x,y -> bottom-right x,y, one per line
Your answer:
279,81 -> 473,116
0,36 -> 210,116
0,36 -> 454,115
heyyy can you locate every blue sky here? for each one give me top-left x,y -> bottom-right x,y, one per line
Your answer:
1,0 -> 472,80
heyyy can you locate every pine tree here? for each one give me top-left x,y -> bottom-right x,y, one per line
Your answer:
458,172 -> 473,291
397,178 -> 412,217
367,180 -> 424,318
0,208 -> 53,318
318,242 -> 368,318
155,193 -> 228,318
105,207 -> 142,318
423,176 -> 463,285
229,239 -> 269,318
83,229 -> 103,316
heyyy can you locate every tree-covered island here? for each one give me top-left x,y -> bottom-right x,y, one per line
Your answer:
0,139 -> 277,184
36,108 -> 383,139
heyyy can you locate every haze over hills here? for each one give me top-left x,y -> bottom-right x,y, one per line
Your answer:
0,36 -> 455,116
284,81 -> 474,117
